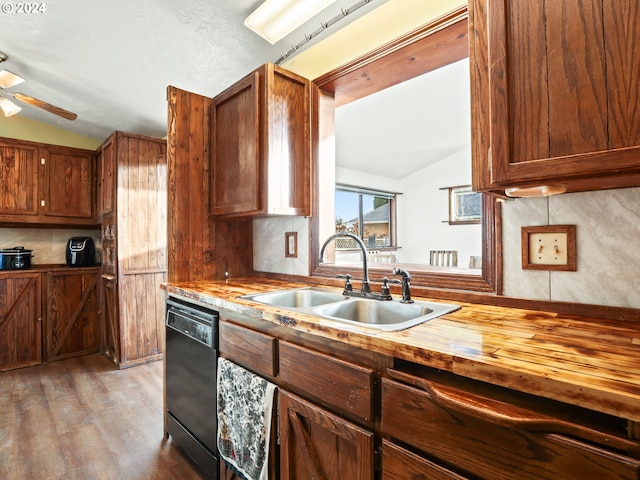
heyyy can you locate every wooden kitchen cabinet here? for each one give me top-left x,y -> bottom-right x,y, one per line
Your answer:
381,367 -> 640,480
217,318 -> 377,480
279,341 -> 376,479
211,63 -> 311,217
280,390 -> 375,480
0,140 -> 39,217
98,131 -> 167,368
42,145 -> 94,220
44,269 -> 100,362
470,0 -> 640,194
98,134 -> 116,216
0,137 -> 97,225
0,272 -> 42,372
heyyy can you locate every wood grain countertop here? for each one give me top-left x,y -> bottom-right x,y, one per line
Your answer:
162,277 -> 640,422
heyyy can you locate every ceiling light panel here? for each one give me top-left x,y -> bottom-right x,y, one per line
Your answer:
245,0 -> 339,44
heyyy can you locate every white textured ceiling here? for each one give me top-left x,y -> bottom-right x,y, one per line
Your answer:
0,0 -> 383,141
1,0 -> 469,175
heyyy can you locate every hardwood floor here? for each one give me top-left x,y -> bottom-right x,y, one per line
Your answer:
0,354 -> 202,480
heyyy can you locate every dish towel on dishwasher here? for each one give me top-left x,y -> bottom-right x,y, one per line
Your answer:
217,357 -> 277,480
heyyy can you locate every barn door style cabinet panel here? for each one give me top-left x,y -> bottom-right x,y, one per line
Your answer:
44,269 -> 100,362
470,0 -> 640,194
0,137 -> 97,225
97,131 -> 168,368
0,272 -> 41,372
211,63 -> 311,217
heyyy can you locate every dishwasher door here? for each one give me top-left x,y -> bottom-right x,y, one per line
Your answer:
165,298 -> 218,479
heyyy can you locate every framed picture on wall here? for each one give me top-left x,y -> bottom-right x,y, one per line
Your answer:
445,185 -> 482,225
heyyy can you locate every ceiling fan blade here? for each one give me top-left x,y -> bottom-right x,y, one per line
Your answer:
12,92 -> 77,120
0,69 -> 25,89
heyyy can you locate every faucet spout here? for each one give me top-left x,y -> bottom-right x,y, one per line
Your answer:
320,232 -> 371,294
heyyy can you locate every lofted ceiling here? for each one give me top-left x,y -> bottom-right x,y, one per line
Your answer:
0,0 -> 468,169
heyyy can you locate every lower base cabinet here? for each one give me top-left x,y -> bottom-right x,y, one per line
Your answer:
279,390 -> 375,480
0,272 -> 42,372
381,369 -> 640,480
45,270 -> 100,362
217,311 -> 640,480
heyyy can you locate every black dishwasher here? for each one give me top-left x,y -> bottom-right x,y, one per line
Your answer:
165,296 -> 218,480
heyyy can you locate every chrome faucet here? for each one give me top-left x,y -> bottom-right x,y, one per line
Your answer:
321,231 -> 397,300
320,232 -> 372,295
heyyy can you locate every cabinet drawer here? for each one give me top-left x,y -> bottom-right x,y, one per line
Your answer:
219,321 -> 277,378
279,341 -> 374,424
382,376 -> 640,480
382,440 -> 468,480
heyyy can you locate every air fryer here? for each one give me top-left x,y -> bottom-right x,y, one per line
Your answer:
66,237 -> 95,267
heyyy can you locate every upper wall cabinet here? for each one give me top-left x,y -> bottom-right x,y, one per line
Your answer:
0,138 -> 97,225
470,0 -> 640,194
211,63 -> 311,217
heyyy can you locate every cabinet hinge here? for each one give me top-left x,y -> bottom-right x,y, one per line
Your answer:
41,158 -> 45,165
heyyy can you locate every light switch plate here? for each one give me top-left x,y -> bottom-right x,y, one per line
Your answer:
522,225 -> 576,271
285,232 -> 298,258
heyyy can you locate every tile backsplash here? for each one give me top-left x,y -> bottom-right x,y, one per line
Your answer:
501,187 -> 640,309
0,228 -> 101,265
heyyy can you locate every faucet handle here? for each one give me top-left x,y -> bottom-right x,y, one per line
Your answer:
380,277 -> 392,300
336,274 -> 353,292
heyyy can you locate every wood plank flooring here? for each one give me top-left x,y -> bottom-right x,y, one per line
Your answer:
0,354 -> 202,480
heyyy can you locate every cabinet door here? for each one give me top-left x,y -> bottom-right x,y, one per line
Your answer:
471,0 -> 640,192
279,390 -> 375,480
43,146 -> 94,219
45,271 -> 100,362
211,70 -> 261,216
102,275 -> 120,366
100,134 -> 116,216
0,141 -> 39,216
210,63 -> 311,217
263,63 -> 311,216
0,273 -> 41,371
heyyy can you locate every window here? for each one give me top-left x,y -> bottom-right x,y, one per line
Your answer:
334,185 -> 396,250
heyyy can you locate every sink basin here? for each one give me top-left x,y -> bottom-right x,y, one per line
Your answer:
240,287 -> 348,309
311,299 -> 460,331
240,287 -> 460,332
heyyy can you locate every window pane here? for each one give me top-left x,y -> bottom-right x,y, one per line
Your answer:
362,194 -> 390,247
335,189 -> 392,249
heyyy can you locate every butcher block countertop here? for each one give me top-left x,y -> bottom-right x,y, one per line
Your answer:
163,278 -> 640,423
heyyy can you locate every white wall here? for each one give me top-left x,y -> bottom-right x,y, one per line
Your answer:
397,146 -> 481,265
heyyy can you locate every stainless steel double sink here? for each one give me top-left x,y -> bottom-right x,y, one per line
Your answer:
239,287 -> 460,332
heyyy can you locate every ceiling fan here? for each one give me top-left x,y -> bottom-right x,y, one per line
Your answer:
0,51 -> 77,121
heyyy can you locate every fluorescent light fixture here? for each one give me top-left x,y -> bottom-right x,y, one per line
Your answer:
0,96 -> 21,117
245,0 -> 339,44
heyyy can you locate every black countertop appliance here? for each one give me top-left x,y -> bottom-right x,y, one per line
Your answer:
66,237 -> 95,267
0,246 -> 33,270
